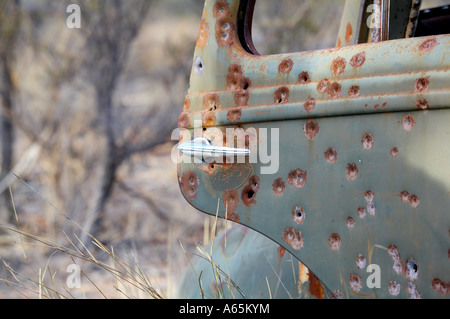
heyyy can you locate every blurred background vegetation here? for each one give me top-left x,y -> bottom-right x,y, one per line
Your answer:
0,0 -> 446,298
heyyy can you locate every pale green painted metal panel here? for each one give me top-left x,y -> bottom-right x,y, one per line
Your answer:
176,0 -> 450,299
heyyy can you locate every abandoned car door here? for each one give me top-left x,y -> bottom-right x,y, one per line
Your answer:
176,0 -> 449,298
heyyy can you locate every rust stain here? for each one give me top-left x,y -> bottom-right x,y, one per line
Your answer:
227,107 -> 242,121
196,19 -> 209,47
419,38 -> 438,52
390,147 -> 399,158
203,93 -> 220,110
222,189 -> 240,222
214,0 -> 235,47
272,178 -> 286,197
183,97 -> 190,112
202,110 -> 217,126
287,169 -> 307,189
336,36 -> 341,47
349,51 -> 366,68
331,57 -> 346,76
345,22 -> 353,44
308,272 -> 325,299
181,170 -> 199,201
226,64 -> 251,106
178,112 -> 191,129
304,98 -> 316,112
278,58 -> 294,74
278,246 -> 286,258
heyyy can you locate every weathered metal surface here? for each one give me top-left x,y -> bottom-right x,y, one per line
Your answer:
177,0 -> 450,299
175,225 -> 332,299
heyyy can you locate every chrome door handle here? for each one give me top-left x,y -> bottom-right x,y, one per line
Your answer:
178,137 -> 250,163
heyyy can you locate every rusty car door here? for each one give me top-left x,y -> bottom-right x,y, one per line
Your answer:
176,0 -> 449,298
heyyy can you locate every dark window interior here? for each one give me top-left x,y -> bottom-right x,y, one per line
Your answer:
415,5 -> 450,36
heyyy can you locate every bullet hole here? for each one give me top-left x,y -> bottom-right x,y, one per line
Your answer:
418,38 -> 438,52
197,19 -> 209,48
272,178 -> 286,197
240,77 -> 251,91
367,202 -> 376,216
202,110 -> 217,126
274,86 -> 289,104
356,254 -> 366,270
328,233 -> 341,251
400,190 -> 410,203
282,227 -> 304,250
388,244 -> 401,260
348,85 -> 360,97
431,278 -> 448,295
292,206 -> 305,225
415,77 -> 430,92
357,206 -> 366,219
317,79 -> 330,94
361,133 -> 374,150
316,79 -> 341,99
393,260 -> 403,275
213,0 -> 234,47
278,58 -> 294,74
181,170 -> 199,201
404,258 -> 419,281
349,51 -> 366,68
324,147 -> 337,164
298,71 -> 310,84
241,176 -> 260,207
408,194 -> 420,208
227,64 -> 243,90
328,82 -> 341,99
349,274 -> 362,292
388,281 -> 401,296
213,0 -> 230,18
345,22 -> 353,43
193,56 -> 204,76
222,189 -> 240,222
401,114 -> 415,132
416,98 -> 429,110
390,147 -> 399,158
178,112 -> 191,129
227,107 -> 242,122
332,289 -> 343,299
406,282 -> 422,299
287,169 -> 307,189
304,98 -> 316,112
364,190 -> 374,204
346,217 -> 355,230
331,57 -> 346,76
303,119 -> 320,141
203,93 -> 220,111
234,90 -> 250,106
346,163 -> 359,181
